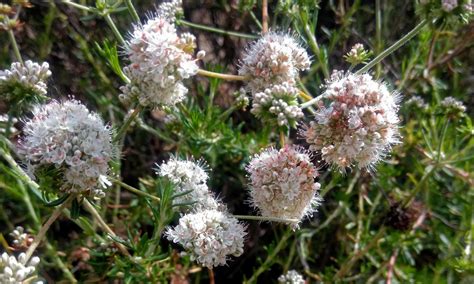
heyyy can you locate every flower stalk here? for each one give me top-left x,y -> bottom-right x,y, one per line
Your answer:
197,69 -> 247,81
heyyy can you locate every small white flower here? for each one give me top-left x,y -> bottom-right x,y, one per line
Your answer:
157,157 -> 219,212
0,252 -> 40,284
246,145 -> 322,224
406,96 -> 428,111
0,114 -> 18,134
239,32 -> 310,94
19,100 -> 115,198
442,0 -> 458,11
440,96 -> 466,114
278,270 -> 305,284
301,71 -> 401,171
120,9 -> 202,107
165,210 -> 246,268
251,82 -> 303,128
157,0 -> 183,20
0,60 -> 51,97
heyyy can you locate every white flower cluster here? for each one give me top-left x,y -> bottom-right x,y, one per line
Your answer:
442,0 -> 458,11
157,0 -> 183,20
20,100 -> 115,198
0,252 -> 40,284
246,145 -> 321,223
239,32 -> 310,128
301,71 -> 400,170
0,115 -> 18,134
165,209 -> 246,268
278,270 -> 305,284
251,83 -> 303,127
120,8 -> 203,107
9,227 -> 31,247
344,43 -> 371,65
440,96 -> 466,113
406,96 -> 428,111
239,32 -> 311,93
157,157 -> 219,212
0,61 -> 51,97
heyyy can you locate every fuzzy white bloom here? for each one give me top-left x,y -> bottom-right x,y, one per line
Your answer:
442,0 -> 458,11
165,209 -> 246,268
440,96 -> 466,113
246,146 -> 321,223
157,0 -> 183,20
120,12 -> 202,107
0,252 -> 40,284
406,96 -> 428,110
19,100 -> 115,198
157,157 -> 219,212
278,270 -> 305,284
0,61 -> 51,96
238,32 -> 310,94
251,82 -> 303,127
301,71 -> 400,171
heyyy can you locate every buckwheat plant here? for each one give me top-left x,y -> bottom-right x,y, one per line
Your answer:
238,32 -> 311,94
301,71 -> 401,171
246,145 -> 321,224
19,100 -> 115,198
0,252 -> 40,284
120,6 -> 204,107
157,157 -> 219,212
165,209 -> 246,268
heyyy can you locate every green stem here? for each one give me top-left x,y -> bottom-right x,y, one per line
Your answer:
7,29 -> 23,64
375,0 -> 382,77
402,167 -> 434,208
178,20 -> 259,39
300,13 -> 329,78
113,106 -> 143,143
124,0 -> 140,22
245,230 -> 292,283
356,19 -> 428,75
25,195 -> 75,262
233,215 -> 298,224
109,176 -> 161,202
104,13 -> 126,46
197,69 -> 247,81
61,0 -> 93,12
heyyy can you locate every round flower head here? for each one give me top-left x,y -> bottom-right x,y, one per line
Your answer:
165,209 -> 246,268
120,10 -> 203,107
278,270 -> 305,284
440,96 -> 466,116
0,252 -> 40,284
238,32 -> 310,94
251,82 -> 303,128
246,145 -> 322,224
418,0 -> 473,28
19,100 -> 115,198
157,157 -> 219,212
301,71 -> 400,171
0,60 -> 51,112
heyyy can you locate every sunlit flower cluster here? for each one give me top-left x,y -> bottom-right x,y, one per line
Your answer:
165,209 -> 246,268
120,8 -> 204,107
246,145 -> 321,223
278,270 -> 305,284
157,157 -> 219,212
251,82 -> 303,128
157,0 -> 183,20
405,95 -> 428,111
9,227 -> 32,248
0,252 -> 40,284
440,96 -> 466,114
301,71 -> 400,171
19,100 -> 115,198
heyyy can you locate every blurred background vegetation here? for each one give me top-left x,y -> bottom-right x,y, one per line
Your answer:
1,0 -> 473,283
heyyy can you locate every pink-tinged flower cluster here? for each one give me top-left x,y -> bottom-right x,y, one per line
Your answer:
301,72 -> 400,171
19,100 -> 115,198
165,209 -> 246,268
120,10 -> 204,107
246,145 -> 321,223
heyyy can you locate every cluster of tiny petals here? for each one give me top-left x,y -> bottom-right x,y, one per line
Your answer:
156,0 -> 183,20
251,82 -> 303,127
278,270 -> 306,284
157,157 -> 219,212
239,32 -> 311,94
19,100 -> 115,198
442,0 -> 459,11
440,96 -> 466,113
406,95 -> 428,111
0,115 -> 18,134
301,71 -> 400,171
246,145 -> 321,223
120,9 -> 202,107
0,252 -> 40,284
0,60 -> 51,96
165,209 -> 246,268
9,227 -> 31,248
